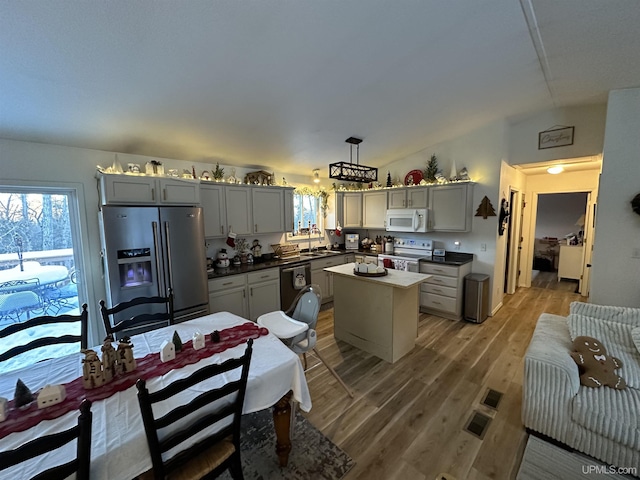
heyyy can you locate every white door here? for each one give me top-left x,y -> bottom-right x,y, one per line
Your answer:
580,192 -> 597,297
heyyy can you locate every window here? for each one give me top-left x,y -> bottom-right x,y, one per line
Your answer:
288,188 -> 329,238
0,187 -> 85,373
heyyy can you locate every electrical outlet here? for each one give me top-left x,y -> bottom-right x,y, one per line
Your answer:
454,241 -> 461,250
481,243 -> 487,252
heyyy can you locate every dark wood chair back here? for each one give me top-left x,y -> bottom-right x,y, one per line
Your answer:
0,303 -> 88,363
100,290 -> 174,340
0,399 -> 92,480
136,339 -> 253,479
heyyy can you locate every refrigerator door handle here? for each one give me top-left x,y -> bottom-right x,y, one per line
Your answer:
164,221 -> 174,295
152,221 -> 163,297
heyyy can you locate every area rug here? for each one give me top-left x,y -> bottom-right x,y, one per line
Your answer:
219,409 -> 355,480
517,435 -> 636,479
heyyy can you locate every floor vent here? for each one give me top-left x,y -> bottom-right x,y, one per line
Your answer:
481,388 -> 503,409
464,411 -> 491,439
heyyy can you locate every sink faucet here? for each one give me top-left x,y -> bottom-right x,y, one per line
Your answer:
308,221 -> 314,252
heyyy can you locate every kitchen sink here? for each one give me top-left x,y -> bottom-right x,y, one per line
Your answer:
301,250 -> 342,257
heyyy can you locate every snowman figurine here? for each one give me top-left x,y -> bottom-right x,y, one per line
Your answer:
215,248 -> 230,268
250,239 -> 262,259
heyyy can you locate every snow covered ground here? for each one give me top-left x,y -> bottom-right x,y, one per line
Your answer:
0,298 -> 82,375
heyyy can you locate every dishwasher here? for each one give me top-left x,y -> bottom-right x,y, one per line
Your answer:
280,262 -> 311,310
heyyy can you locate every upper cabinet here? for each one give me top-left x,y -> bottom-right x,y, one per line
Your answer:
99,174 -> 200,205
342,193 -> 363,228
252,187 -> 284,234
428,183 -> 474,232
225,186 -> 253,235
200,184 -> 227,238
388,186 -> 429,209
362,191 -> 387,229
201,183 -> 294,238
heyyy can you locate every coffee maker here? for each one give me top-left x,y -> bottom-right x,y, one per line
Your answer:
345,233 -> 360,250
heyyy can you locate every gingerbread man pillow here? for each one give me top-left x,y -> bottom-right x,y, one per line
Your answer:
570,336 -> 626,390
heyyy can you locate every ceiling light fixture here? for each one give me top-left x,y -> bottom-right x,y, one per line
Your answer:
547,165 -> 564,174
313,169 -> 320,183
329,137 -> 378,183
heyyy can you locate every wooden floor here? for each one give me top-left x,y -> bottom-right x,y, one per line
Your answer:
530,270 -> 579,292
301,284 -> 586,480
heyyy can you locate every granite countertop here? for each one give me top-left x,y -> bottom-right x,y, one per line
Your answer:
207,249 -> 350,279
420,252 -> 474,266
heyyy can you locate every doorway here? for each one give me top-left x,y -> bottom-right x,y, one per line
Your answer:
531,192 -> 588,292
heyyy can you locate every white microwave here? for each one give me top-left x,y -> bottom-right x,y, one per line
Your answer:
385,208 -> 429,233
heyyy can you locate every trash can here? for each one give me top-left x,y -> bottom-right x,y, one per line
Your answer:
464,273 -> 490,323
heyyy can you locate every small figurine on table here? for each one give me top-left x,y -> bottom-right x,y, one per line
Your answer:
101,336 -> 117,383
116,337 -> 136,374
251,239 -> 262,259
82,350 -> 104,389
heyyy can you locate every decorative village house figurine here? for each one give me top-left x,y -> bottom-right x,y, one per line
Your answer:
193,332 -> 205,350
37,384 -> 66,409
82,350 -> 105,389
101,336 -> 118,383
116,338 -> 136,374
160,340 -> 176,362
0,397 -> 7,422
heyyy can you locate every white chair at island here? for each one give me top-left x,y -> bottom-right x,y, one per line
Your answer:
257,284 -> 354,398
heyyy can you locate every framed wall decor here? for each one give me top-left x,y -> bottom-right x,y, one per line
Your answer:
538,126 -> 574,149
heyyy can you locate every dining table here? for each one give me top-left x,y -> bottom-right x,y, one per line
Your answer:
0,312 -> 312,479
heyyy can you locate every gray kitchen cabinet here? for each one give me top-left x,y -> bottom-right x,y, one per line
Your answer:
208,268 -> 280,321
225,186 -> 253,235
99,174 -> 200,205
343,193 -> 363,228
332,192 -> 345,229
428,183 -> 474,232
283,188 -> 295,232
310,256 -> 344,303
247,269 -> 280,321
419,261 -> 472,320
387,186 -> 429,209
252,188 -> 283,234
208,274 -> 248,319
200,183 -> 227,238
362,191 -> 387,228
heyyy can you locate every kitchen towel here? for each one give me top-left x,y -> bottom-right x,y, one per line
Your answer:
293,266 -> 307,290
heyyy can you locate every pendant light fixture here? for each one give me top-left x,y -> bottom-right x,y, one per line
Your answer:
329,137 -> 378,183
313,169 -> 320,183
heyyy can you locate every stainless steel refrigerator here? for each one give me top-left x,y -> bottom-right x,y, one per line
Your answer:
99,205 -> 209,336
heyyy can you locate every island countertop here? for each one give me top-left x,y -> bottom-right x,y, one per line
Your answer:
324,263 -> 431,289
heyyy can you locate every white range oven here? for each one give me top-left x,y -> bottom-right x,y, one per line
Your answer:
377,238 -> 433,272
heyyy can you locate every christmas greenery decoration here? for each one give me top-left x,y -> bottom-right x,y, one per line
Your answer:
212,162 -> 225,180
14,379 -> 34,408
424,154 -> 438,183
386,171 -> 392,187
172,330 -> 183,352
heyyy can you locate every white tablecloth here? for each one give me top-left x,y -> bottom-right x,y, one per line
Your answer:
0,312 -> 312,479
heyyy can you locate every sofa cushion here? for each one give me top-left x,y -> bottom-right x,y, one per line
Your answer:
632,327 -> 640,356
572,385 -> 640,450
568,315 -> 640,388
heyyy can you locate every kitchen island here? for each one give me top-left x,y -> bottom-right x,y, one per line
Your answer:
324,263 -> 431,363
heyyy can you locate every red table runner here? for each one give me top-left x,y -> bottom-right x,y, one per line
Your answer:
0,322 -> 268,438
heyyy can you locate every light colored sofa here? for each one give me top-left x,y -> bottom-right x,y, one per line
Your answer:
523,303 -> 640,470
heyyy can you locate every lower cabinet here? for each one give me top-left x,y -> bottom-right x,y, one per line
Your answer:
310,255 -> 352,304
419,261 -> 472,320
208,268 -> 280,321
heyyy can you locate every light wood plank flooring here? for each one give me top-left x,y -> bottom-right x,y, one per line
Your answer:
301,285 -> 586,480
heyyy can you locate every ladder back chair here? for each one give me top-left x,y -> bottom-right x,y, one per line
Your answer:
0,399 -> 92,480
100,289 -> 174,340
0,303 -> 88,364
136,339 -> 253,480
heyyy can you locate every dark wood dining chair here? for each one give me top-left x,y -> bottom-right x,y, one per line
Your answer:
136,339 -> 253,480
0,303 -> 88,364
100,289 -> 174,340
0,398 -> 92,480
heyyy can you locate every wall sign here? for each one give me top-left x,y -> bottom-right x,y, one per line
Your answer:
538,126 -> 574,149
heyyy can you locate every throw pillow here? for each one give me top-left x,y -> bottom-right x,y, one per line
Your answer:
570,302 -> 640,327
571,336 -> 626,390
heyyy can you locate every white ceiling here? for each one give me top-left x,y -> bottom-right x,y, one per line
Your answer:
1,0 -> 639,176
